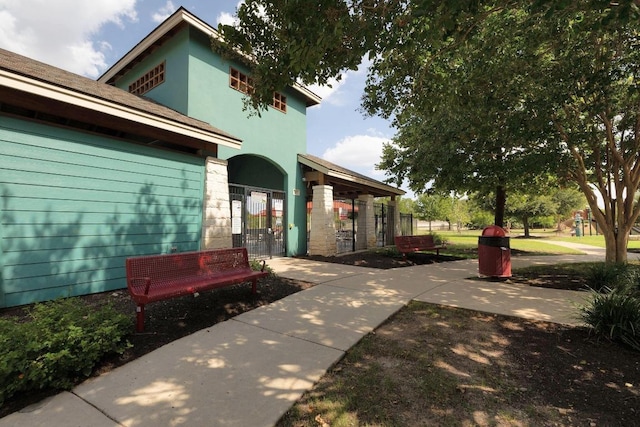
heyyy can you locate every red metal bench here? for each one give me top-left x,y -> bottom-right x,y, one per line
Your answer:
125,247 -> 267,332
394,235 -> 446,258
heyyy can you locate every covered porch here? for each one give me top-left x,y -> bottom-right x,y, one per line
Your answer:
298,154 -> 405,256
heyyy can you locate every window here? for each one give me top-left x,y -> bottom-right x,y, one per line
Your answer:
229,67 -> 287,113
129,62 -> 165,95
229,67 -> 253,94
273,92 -> 287,113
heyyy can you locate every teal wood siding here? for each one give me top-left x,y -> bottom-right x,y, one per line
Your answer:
0,117 -> 205,307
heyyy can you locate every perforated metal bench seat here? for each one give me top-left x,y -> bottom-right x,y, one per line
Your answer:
126,247 -> 267,332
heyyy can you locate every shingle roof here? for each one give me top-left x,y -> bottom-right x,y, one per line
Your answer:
0,48 -> 240,144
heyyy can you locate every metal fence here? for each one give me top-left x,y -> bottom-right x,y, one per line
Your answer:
399,213 -> 413,236
308,199 -> 400,254
374,203 -> 395,247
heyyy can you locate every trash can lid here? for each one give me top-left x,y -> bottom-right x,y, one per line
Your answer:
482,225 -> 508,237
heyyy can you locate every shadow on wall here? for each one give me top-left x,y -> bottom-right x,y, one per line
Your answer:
0,178 -> 202,308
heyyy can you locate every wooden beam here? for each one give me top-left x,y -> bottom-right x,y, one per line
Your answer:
304,171 -> 325,185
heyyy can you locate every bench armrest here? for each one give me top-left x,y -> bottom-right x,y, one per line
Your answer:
260,260 -> 266,272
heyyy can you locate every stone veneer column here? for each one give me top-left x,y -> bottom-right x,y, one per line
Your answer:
357,194 -> 376,249
202,157 -> 232,249
308,185 -> 337,256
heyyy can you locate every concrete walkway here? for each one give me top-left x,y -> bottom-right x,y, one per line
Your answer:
1,243 -> 605,427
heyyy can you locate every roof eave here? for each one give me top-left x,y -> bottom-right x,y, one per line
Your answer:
297,154 -> 405,196
98,8 -> 321,107
2,69 -> 242,149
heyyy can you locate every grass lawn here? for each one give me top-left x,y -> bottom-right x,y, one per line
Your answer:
432,230 -> 584,257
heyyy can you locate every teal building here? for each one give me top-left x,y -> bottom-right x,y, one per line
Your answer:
0,7 -> 402,308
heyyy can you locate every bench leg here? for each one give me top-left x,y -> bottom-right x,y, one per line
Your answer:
251,279 -> 257,294
136,304 -> 145,333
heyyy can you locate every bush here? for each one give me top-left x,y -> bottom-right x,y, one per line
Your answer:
585,263 -> 629,292
250,259 -> 275,276
430,232 -> 446,246
375,246 -> 401,257
580,286 -> 640,352
0,298 -> 130,405
620,266 -> 640,293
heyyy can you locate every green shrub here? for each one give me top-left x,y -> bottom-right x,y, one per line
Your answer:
585,263 -> 629,292
0,298 -> 130,405
621,266 -> 640,293
429,232 -> 446,246
250,259 -> 275,276
375,246 -> 401,258
580,286 -> 640,352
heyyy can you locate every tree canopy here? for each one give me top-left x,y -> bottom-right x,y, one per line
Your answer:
217,1 -> 640,262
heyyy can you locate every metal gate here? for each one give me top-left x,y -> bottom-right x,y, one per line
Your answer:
400,213 -> 413,236
374,202 -> 395,246
229,184 -> 285,259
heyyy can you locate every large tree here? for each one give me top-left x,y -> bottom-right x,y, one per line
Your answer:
414,193 -> 450,231
506,193 -> 557,237
217,1 -> 640,262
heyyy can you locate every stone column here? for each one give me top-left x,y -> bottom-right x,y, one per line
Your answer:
308,185 -> 337,256
202,157 -> 232,249
357,194 -> 376,249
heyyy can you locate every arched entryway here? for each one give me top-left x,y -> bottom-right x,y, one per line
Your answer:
227,155 -> 286,258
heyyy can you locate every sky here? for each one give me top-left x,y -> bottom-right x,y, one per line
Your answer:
0,0 -> 411,197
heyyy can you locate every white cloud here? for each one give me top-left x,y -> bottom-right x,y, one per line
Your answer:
151,1 -> 176,23
217,11 -> 236,26
216,1 -> 245,26
0,0 -> 138,77
322,134 -> 388,177
308,75 -> 349,105
322,133 -> 412,197
308,57 -> 370,106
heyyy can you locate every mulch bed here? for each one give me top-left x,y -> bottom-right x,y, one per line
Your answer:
300,251 -> 465,269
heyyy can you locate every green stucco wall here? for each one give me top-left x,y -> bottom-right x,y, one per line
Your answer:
113,30 -> 190,115
187,29 -> 309,256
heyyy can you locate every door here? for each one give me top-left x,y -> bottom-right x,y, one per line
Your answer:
229,184 -> 285,258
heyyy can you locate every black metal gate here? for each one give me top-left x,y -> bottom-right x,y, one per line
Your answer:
400,213 -> 413,236
229,184 -> 286,258
374,203 -> 395,246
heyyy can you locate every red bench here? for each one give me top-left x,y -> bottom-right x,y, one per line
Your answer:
394,235 -> 446,258
125,247 -> 267,332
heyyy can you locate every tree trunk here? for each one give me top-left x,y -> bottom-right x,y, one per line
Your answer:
494,185 -> 506,227
590,199 -> 630,264
522,216 -> 530,238
601,227 -> 629,263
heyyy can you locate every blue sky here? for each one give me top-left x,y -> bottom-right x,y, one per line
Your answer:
0,0 -> 410,197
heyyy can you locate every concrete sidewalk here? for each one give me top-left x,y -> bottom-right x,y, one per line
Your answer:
1,247 -> 604,427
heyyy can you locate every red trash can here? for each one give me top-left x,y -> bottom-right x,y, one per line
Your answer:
478,225 -> 511,278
